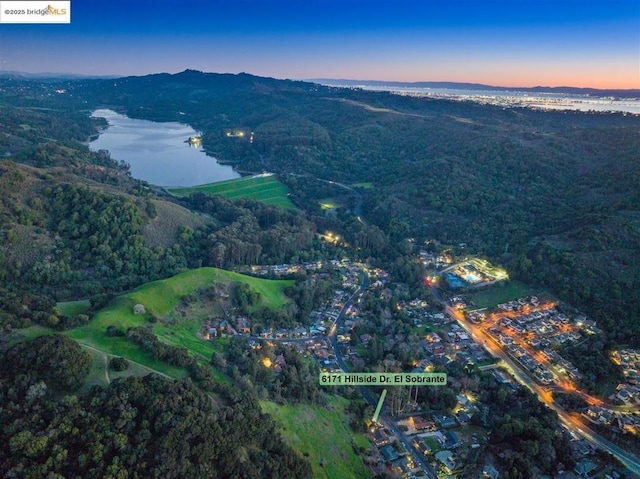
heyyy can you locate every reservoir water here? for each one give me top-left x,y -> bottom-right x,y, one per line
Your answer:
89,109 -> 240,187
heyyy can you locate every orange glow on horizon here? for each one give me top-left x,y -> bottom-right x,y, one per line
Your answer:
367,76 -> 639,91
330,64 -> 640,91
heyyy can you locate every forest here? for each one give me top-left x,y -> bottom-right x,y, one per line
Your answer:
39,69 -> 638,347
0,336 -> 310,479
0,72 -> 638,478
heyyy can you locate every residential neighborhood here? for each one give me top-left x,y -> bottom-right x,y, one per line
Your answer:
205,254 -> 639,477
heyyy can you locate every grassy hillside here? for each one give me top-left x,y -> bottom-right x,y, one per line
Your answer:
262,398 -> 372,479
56,299 -> 91,317
142,198 -> 213,248
65,267 -> 292,376
169,174 -> 296,209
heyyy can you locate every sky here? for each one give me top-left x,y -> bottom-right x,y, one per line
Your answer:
0,0 -> 639,89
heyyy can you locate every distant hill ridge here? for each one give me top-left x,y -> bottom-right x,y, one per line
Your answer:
4,69 -> 638,98
308,78 -> 640,98
0,70 -> 119,80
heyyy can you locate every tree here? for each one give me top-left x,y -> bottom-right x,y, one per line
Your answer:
109,357 -> 129,371
2,335 -> 91,392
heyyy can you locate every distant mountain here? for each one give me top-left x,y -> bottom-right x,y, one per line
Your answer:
0,70 -> 119,80
82,69 -> 323,98
308,78 -> 640,98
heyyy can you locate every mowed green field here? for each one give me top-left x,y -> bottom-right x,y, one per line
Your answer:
262,398 -> 372,479
64,267 -> 293,378
467,280 -> 541,310
169,174 -> 296,209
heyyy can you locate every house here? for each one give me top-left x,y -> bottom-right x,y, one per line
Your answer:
273,354 -> 287,374
413,438 -> 431,455
443,430 -> 461,449
426,332 -> 442,343
235,317 -> 251,334
372,428 -> 390,447
433,414 -> 457,428
391,456 -> 412,476
293,327 -> 308,338
380,444 -> 401,462
491,369 -> 511,385
275,329 -> 289,339
208,319 -> 236,336
571,440 -> 592,457
412,416 -> 435,431
456,411 -> 472,425
307,338 -> 325,350
314,348 -> 331,360
483,465 -> 499,479
616,387 -> 632,403
416,358 -> 434,371
574,458 -> 597,477
435,450 -> 456,473
429,345 -> 446,357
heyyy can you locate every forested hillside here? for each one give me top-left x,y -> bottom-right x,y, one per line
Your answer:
57,70 -> 640,345
0,96 -> 318,332
0,336 -> 310,478
2,71 -> 639,343
0,72 -> 638,477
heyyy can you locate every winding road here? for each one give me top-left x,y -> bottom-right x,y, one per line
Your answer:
430,287 -> 640,475
288,173 -> 365,224
325,270 -> 439,479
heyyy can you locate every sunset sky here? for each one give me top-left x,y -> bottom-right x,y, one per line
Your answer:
1,0 -> 638,89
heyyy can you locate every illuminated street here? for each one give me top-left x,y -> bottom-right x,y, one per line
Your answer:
431,287 -> 640,476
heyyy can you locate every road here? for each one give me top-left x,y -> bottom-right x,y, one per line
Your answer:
475,304 -> 631,411
289,173 -> 365,224
325,270 -> 439,479
327,268 -> 369,372
430,287 -> 640,475
78,342 -> 174,381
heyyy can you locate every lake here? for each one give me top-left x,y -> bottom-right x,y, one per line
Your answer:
89,109 -> 240,187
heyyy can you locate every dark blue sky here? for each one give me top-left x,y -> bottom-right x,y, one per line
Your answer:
1,0 -> 638,88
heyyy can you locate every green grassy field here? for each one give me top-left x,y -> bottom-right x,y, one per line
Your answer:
262,398 -> 371,479
12,267 -> 291,395
78,345 -> 173,393
9,324 -> 55,343
422,436 -> 441,454
168,174 -> 296,209
467,280 -> 540,309
80,347 -> 110,393
56,299 -> 91,317
65,267 -> 292,378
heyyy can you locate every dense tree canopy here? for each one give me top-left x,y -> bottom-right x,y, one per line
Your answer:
2,334 -> 91,393
0,373 -> 311,478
